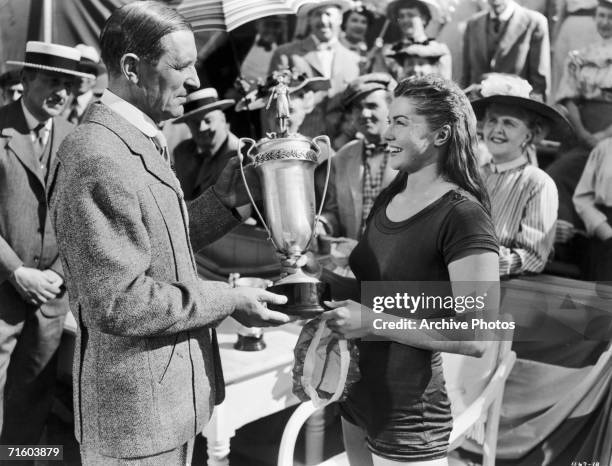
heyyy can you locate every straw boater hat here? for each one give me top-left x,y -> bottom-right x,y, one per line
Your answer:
173,88 -> 235,124
471,74 -> 572,138
75,44 -> 105,77
298,0 -> 353,17
6,41 -> 95,80
235,73 -> 331,112
387,0 -> 441,25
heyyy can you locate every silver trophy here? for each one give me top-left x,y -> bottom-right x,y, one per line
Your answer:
238,70 -> 332,316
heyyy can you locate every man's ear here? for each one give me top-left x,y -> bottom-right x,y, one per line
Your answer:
120,53 -> 141,85
433,124 -> 451,147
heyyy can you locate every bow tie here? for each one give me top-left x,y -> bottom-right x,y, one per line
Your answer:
316,42 -> 334,51
256,39 -> 274,52
363,141 -> 387,157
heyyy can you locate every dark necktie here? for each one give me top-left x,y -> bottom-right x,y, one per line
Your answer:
492,17 -> 501,34
33,123 -> 47,160
67,101 -> 80,124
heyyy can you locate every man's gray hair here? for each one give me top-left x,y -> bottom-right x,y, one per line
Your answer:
100,1 -> 192,76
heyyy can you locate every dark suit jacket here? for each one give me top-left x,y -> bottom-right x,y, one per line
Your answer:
49,102 -> 241,457
173,132 -> 240,201
0,99 -> 72,317
268,36 -> 360,139
462,4 -> 551,99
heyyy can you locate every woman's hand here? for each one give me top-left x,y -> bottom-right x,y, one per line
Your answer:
321,299 -> 374,339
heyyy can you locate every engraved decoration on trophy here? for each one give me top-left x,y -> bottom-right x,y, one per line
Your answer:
238,69 -> 332,316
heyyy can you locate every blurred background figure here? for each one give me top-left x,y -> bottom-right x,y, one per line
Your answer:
62,44 -> 105,124
172,88 -> 237,201
268,0 -> 361,141
551,0 -> 600,96
339,2 -> 377,57
384,39 -> 450,80
0,70 -> 23,105
462,0 -> 551,101
371,0 -> 452,79
240,17 -> 286,84
546,0 -> 612,247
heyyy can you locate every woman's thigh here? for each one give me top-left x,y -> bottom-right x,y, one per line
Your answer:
341,417 -> 373,466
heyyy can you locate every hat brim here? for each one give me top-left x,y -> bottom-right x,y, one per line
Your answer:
471,95 -> 573,138
173,99 -> 235,124
299,0 -> 353,17
235,78 -> 331,112
6,61 -> 96,80
387,0 -> 441,23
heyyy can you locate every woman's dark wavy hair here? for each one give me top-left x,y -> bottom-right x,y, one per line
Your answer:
394,75 -> 491,211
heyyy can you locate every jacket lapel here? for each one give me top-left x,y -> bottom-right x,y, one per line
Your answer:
492,6 -> 528,68
301,37 -> 325,77
347,142 -> 364,236
84,103 -> 181,194
1,102 -> 45,187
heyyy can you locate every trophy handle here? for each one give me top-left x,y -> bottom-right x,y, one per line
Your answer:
306,135 -> 334,251
237,138 -> 280,252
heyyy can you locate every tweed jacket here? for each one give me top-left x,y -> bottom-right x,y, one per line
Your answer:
49,102 -> 241,458
0,99 -> 73,317
461,4 -> 551,100
268,36 -> 361,139
321,139 -> 397,240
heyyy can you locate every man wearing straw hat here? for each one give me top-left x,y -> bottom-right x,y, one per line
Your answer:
172,88 -> 237,201
268,0 -> 361,141
0,41 -> 91,446
62,44 -> 106,124
49,2 -> 289,464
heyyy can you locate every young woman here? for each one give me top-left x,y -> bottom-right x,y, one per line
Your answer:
371,0 -> 451,80
472,74 -> 570,277
340,4 -> 377,57
321,75 -> 499,465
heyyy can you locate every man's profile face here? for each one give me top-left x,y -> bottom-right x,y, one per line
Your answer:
2,83 -> 23,104
308,6 -> 342,42
186,109 -> 228,153
488,0 -> 510,16
138,29 -> 200,122
22,70 -> 74,120
354,89 -> 389,142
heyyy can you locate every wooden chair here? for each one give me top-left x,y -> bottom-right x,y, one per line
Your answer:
278,319 -> 516,466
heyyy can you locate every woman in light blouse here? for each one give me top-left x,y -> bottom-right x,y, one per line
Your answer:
573,138 -> 612,280
546,0 -> 612,234
472,74 -> 572,276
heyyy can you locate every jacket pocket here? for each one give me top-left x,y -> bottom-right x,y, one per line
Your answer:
146,334 -> 178,383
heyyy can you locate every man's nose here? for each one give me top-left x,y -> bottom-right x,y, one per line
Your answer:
186,66 -> 200,92
199,120 -> 209,132
361,108 -> 372,118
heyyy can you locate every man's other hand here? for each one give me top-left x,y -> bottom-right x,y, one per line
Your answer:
9,266 -> 62,305
231,287 -> 290,327
213,156 -> 261,208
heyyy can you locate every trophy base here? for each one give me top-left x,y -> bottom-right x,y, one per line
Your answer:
268,281 -> 330,318
234,335 -> 266,352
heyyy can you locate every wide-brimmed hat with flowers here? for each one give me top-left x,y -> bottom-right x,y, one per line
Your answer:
470,74 -> 572,138
7,41 -> 96,80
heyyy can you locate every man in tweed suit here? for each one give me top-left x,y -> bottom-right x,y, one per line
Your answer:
49,2 -> 289,464
0,41 -> 92,447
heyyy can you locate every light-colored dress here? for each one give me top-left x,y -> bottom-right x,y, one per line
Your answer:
552,0 -> 599,96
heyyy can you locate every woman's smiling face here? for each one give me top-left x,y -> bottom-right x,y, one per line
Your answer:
383,96 -> 437,173
482,104 -> 533,162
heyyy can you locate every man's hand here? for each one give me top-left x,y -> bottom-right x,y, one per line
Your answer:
555,219 -> 576,244
231,287 -> 290,327
213,156 -> 261,209
9,266 -> 62,306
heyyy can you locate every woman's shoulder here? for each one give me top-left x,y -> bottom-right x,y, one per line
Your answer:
442,190 -> 493,228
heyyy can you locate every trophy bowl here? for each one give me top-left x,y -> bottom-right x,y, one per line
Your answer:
238,133 -> 332,317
